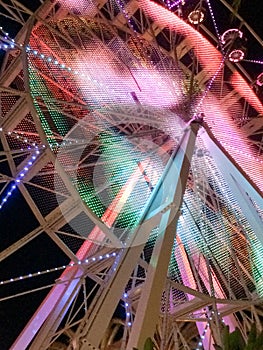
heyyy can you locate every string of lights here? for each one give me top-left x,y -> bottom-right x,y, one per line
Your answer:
115,0 -> 137,33
194,310 -> 226,350
194,56 -> 226,118
195,321 -> 210,350
0,128 -> 45,149
243,59 -> 263,65
123,292 -> 132,327
0,252 -> 117,286
169,0 -> 186,10
0,27 -> 17,50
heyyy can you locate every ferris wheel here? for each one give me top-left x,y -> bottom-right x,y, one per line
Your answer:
0,0 -> 263,349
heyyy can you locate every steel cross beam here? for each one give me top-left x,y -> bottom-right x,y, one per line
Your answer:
71,118 -> 201,350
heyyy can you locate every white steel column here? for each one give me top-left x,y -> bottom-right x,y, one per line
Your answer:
126,119 -> 200,350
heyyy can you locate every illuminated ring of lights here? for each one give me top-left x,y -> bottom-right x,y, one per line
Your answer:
188,10 -> 204,25
220,28 -> 243,45
228,49 -> 245,62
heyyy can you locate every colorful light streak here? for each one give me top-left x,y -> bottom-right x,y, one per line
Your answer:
63,53 -> 183,110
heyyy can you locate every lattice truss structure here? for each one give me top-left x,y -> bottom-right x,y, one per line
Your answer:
0,0 -> 263,349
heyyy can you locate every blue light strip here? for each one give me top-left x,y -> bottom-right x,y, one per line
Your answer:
0,128 -> 45,210
0,252 -> 117,286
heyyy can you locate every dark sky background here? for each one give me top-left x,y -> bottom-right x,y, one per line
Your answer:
0,0 -> 263,349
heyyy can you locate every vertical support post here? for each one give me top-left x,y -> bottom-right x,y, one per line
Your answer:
127,119 -> 200,349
